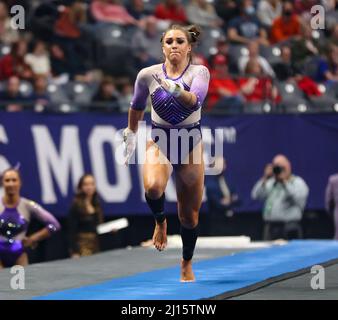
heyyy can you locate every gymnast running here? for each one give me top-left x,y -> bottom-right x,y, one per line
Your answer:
0,168 -> 61,268
123,24 -> 210,282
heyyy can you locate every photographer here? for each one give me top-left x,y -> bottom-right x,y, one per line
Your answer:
251,154 -> 309,240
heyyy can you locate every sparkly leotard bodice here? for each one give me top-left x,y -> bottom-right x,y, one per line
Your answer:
130,63 -> 210,128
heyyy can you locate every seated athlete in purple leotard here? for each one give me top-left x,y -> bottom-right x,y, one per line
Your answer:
0,168 -> 61,268
123,24 -> 210,282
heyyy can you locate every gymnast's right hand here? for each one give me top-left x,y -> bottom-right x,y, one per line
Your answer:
123,127 -> 136,165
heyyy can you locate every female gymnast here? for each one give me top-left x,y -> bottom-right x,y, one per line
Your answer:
0,168 -> 61,268
123,24 -> 210,281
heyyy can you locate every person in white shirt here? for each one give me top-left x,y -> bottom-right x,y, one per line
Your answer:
238,40 -> 275,77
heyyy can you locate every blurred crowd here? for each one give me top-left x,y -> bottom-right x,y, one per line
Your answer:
0,0 -> 337,113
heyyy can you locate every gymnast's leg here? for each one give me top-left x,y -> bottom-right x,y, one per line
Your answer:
15,252 -> 29,267
143,141 -> 172,251
175,141 -> 204,282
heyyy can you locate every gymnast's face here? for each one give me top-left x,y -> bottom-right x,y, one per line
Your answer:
2,170 -> 21,197
162,30 -> 191,64
80,175 -> 96,198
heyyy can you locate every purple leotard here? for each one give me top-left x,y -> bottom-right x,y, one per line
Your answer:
130,63 -> 210,164
0,198 -> 60,267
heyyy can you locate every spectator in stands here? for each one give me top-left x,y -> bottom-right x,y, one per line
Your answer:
238,40 -> 275,77
256,0 -> 282,29
131,16 -> 162,63
290,23 -> 320,65
91,0 -> 138,25
119,81 -> 134,112
239,58 -> 279,104
227,0 -> 269,46
50,43 -> 70,81
208,54 -> 244,113
270,0 -> 301,44
272,45 -> 301,81
0,1 -> 19,44
154,0 -> 187,25
186,0 -> 223,28
0,39 -> 34,81
92,76 -> 120,111
0,76 -> 29,111
24,40 -> 51,77
214,0 -> 239,31
252,154 -> 309,240
68,174 -> 104,258
315,43 -> 338,83
209,37 -> 238,74
126,0 -> 151,22
205,157 -> 240,218
29,75 -> 50,108
54,0 -> 87,39
325,173 -> 338,240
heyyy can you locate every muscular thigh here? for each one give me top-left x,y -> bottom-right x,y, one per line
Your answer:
143,141 -> 172,192
175,142 -> 204,211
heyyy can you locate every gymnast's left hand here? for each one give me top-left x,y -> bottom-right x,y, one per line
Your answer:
123,127 -> 136,165
152,74 -> 183,97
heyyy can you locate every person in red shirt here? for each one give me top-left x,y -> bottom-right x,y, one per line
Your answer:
270,1 -> 301,44
239,58 -> 279,103
154,0 -> 187,24
208,55 -> 244,113
0,39 -> 33,81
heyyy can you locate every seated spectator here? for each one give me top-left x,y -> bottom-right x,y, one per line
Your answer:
214,0 -> 239,31
238,40 -> 275,77
315,43 -> 338,83
208,55 -> 244,113
209,37 -> 238,74
24,40 -> 51,77
0,76 -> 29,111
126,0 -> 151,22
272,45 -> 301,81
227,0 -> 269,46
91,0 -> 138,25
257,0 -> 282,29
270,0 -> 301,44
50,43 -> 69,81
29,75 -> 50,108
0,0 -> 19,44
131,16 -> 162,63
54,0 -> 87,39
0,39 -> 34,81
92,76 -> 120,111
290,23 -> 320,65
239,58 -> 279,103
273,46 -> 323,97
251,154 -> 309,240
186,0 -> 223,28
119,81 -> 134,112
154,0 -> 187,25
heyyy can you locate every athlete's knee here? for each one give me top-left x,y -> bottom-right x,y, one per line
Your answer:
179,213 -> 199,229
145,181 -> 165,199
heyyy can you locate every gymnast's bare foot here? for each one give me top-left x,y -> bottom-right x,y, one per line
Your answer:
180,259 -> 195,282
152,219 -> 167,251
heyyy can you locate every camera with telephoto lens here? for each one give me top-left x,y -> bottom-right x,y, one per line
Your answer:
273,165 -> 284,176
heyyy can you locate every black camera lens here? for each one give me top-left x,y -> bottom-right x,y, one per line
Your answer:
273,165 -> 284,175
